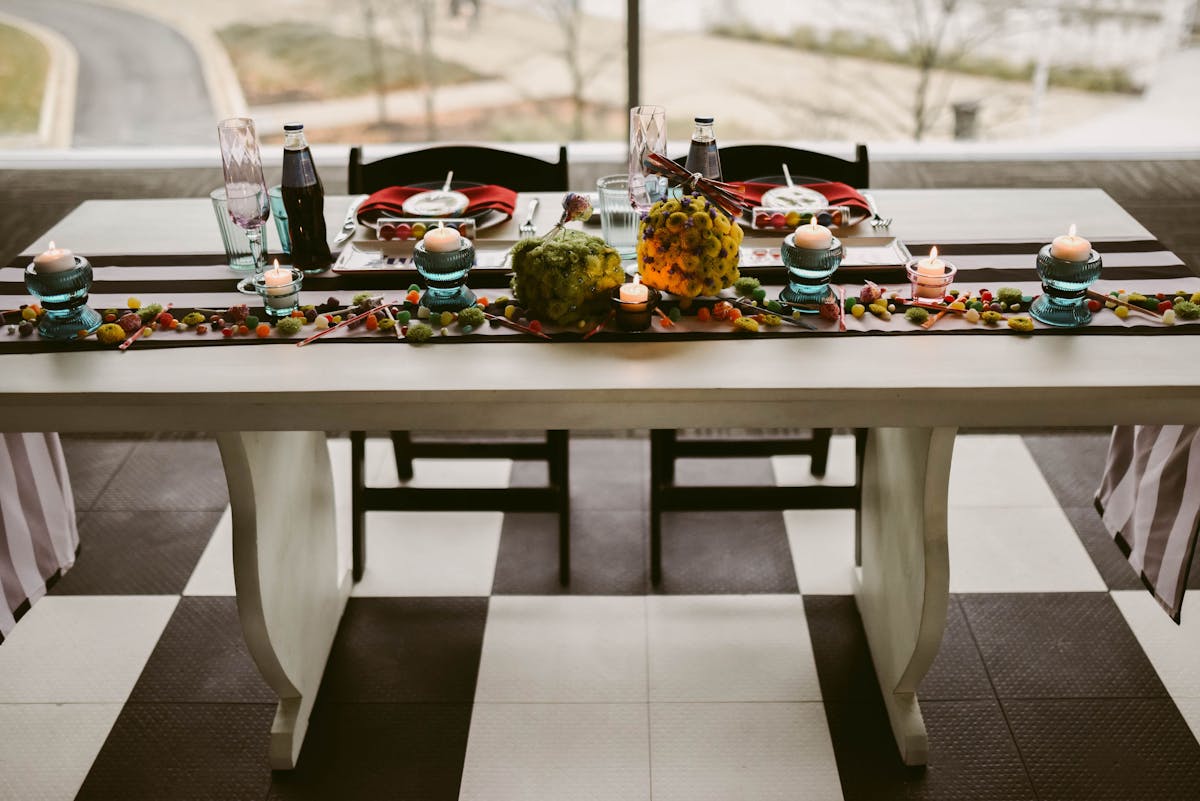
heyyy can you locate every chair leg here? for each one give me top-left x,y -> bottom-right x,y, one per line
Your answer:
351,431 -> 367,582
390,430 -> 415,481
810,427 -> 834,478
547,430 -> 570,586
853,427 -> 869,567
649,429 -> 672,585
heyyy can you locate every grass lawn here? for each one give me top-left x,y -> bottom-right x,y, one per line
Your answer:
0,22 -> 48,135
218,22 -> 483,105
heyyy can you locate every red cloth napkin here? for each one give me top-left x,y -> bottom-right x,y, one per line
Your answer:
731,181 -> 870,216
356,184 -> 518,223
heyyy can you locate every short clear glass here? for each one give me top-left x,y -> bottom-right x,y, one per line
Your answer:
596,175 -> 638,261
210,188 -> 257,271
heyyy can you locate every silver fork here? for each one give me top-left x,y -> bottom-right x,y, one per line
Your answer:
864,192 -> 892,229
518,198 -> 540,239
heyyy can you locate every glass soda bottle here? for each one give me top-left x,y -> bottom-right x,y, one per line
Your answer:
684,116 -> 722,182
281,122 -> 332,273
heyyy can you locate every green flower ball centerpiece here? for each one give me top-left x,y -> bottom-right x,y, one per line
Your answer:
510,193 -> 624,327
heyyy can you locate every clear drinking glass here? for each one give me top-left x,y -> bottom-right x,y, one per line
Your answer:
217,117 -> 270,294
597,175 -> 638,261
210,188 -> 257,270
628,105 -> 668,214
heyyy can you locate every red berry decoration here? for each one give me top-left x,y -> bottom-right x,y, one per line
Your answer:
379,224 -> 396,241
528,319 -> 543,333
221,327 -> 234,338
1087,299 -> 1102,313
237,324 -> 250,335
395,223 -> 412,240
755,213 -> 770,228
1157,300 -> 1173,313
196,324 -> 208,335
770,212 -> 786,228
156,312 -> 174,327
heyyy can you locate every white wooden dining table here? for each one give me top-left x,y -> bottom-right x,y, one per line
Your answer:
2,187 -> 1197,770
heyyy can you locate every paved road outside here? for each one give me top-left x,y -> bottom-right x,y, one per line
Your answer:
5,0 -> 213,146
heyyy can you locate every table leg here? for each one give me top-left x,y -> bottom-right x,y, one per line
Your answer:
216,432 -> 351,770
852,426 -> 956,767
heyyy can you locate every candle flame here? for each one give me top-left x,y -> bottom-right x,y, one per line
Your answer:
48,241 -> 56,250
438,222 -> 445,230
1068,223 -> 1077,238
633,274 -> 641,286
272,258 -> 280,268
929,246 -> 938,260
810,216 -> 818,230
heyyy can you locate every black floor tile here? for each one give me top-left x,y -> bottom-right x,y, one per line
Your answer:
1061,505 -> 1144,591
129,596 -> 273,704
1022,431 -> 1111,509
492,510 -> 648,595
319,597 -> 488,703
76,703 -> 274,801
672,456 -> 780,487
920,596 -> 995,701
50,510 -> 222,595
825,699 -> 1036,801
60,438 -> 135,512
568,437 -> 648,511
1004,697 -> 1200,801
656,510 -> 798,594
960,593 -> 1168,699
267,703 -> 473,801
93,440 -> 229,511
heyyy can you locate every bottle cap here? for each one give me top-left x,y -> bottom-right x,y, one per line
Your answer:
694,116 -> 714,124
283,122 -> 304,132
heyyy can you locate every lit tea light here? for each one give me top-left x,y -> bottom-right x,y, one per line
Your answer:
791,217 -> 833,250
33,241 -> 75,274
913,246 -> 950,299
619,274 -> 649,304
423,223 -> 462,253
1050,224 -> 1091,262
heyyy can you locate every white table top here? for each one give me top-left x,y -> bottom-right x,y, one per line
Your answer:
4,188 -> 1193,434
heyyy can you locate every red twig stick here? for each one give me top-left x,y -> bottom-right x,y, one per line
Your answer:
583,311 -> 614,340
297,303 -> 387,347
653,307 -> 674,327
838,286 -> 846,332
921,292 -> 970,330
482,311 -> 552,340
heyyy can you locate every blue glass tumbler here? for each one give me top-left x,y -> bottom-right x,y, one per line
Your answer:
24,256 -> 103,340
413,239 -> 476,312
780,234 -> 843,310
1029,245 -> 1103,327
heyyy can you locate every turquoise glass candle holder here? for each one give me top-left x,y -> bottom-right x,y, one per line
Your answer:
253,267 -> 303,319
414,239 -> 476,312
1029,245 -> 1103,328
780,235 -> 843,310
24,255 -> 103,340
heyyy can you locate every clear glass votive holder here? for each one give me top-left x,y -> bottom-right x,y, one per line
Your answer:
780,235 -> 843,310
268,185 -> 290,255
253,267 -> 303,319
610,285 -> 661,332
413,239 -> 477,312
1029,245 -> 1103,328
905,258 -> 958,300
24,255 -> 103,340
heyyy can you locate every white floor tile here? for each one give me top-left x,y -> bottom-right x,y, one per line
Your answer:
1174,698 -> 1200,747
459,703 -> 650,801
0,703 -> 122,801
948,435 -> 1061,508
365,437 -> 512,488
474,596 -> 647,702
647,595 -> 822,702
771,434 -> 857,487
782,509 -> 857,595
0,596 -> 177,703
1113,591 -> 1200,700
350,511 -> 502,597
650,702 -> 843,801
183,506 -> 233,596
948,506 -> 1105,593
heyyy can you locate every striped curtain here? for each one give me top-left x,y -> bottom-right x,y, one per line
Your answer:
1096,425 -> 1200,623
0,433 -> 80,642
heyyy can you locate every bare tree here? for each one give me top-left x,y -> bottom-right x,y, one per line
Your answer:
540,0 -> 588,139
358,0 -> 389,125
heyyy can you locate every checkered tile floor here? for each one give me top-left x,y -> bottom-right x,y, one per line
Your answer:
2,432 -> 1200,800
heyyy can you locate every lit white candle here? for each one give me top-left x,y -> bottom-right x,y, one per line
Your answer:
620,274 -> 649,304
914,246 -> 947,298
423,223 -> 462,253
33,241 -> 75,273
1050,224 -> 1091,261
262,260 -> 293,304
791,218 -> 833,250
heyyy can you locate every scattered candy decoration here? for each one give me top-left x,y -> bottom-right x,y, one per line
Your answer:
904,307 -> 930,324
406,323 -> 433,343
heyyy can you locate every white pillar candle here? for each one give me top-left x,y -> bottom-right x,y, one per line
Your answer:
423,223 -> 462,253
1050,224 -> 1091,261
262,260 -> 294,308
620,274 -> 649,304
791,218 -> 833,250
914,246 -> 947,298
33,241 -> 75,273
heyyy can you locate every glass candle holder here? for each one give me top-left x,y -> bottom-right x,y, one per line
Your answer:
610,286 -> 661,332
24,255 -> 103,340
253,267 -> 303,319
1029,245 -> 1103,328
413,239 -> 476,312
906,258 -> 958,300
780,235 -> 843,310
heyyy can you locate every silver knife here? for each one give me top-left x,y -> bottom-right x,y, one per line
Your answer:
334,195 -> 368,245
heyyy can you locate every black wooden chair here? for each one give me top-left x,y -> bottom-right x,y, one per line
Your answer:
348,144 -> 571,585
652,144 -> 870,584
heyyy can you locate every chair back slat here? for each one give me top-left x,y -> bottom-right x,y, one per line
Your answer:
348,145 -> 569,194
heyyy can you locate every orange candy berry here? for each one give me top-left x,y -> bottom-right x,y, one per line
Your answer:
365,314 -> 379,331
406,290 -> 421,304
728,308 -> 741,321
290,310 -> 305,318
237,324 -> 250,335
255,323 -> 270,338
696,307 -> 711,322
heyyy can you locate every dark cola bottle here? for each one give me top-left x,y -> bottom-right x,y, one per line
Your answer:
281,122 -> 332,273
